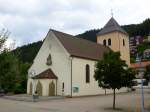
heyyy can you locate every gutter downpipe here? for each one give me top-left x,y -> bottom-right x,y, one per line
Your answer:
70,57 -> 73,97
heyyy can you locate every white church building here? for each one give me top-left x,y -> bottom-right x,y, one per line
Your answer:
27,17 -> 130,97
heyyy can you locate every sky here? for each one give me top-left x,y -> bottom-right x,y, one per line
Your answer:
0,0 -> 150,47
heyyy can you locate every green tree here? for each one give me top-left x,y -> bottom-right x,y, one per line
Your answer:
94,51 -> 135,109
0,50 -> 19,92
0,50 -> 31,93
144,65 -> 150,81
14,62 -> 31,93
0,28 -> 10,50
137,41 -> 150,56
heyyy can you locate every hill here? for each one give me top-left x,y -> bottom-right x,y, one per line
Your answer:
77,18 -> 150,42
13,41 -> 42,63
13,18 -> 150,63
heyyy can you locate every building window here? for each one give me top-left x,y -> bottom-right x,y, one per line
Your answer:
123,39 -> 125,46
62,82 -> 64,92
103,40 -> 106,46
86,64 -> 90,83
108,38 -> 111,46
46,54 -> 52,66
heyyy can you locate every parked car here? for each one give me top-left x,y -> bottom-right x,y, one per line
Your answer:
132,79 -> 149,89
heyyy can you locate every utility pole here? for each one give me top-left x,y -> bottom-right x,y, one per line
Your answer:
136,54 -> 144,112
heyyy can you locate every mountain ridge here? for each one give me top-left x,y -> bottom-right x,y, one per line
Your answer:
13,18 -> 150,63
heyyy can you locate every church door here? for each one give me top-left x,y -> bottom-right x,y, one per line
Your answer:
29,82 -> 32,95
36,81 -> 42,96
49,81 -> 55,96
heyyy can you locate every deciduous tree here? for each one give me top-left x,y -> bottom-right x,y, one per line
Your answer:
94,51 -> 135,109
0,28 -> 10,50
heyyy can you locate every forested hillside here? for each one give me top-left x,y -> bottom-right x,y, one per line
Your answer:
13,18 -> 150,63
13,41 -> 42,63
77,18 -> 150,42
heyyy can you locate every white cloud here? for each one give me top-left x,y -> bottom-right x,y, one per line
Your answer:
0,0 -> 149,46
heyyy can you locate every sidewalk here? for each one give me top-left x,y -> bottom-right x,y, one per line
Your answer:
2,94 -> 64,102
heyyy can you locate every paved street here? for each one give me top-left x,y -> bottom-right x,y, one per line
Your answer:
0,90 -> 150,112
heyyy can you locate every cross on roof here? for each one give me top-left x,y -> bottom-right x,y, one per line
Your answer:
111,9 -> 113,17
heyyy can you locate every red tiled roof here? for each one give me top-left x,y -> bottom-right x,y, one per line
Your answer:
130,61 -> 150,68
34,69 -> 58,79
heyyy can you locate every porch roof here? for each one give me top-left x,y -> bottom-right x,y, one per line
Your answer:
33,68 -> 58,79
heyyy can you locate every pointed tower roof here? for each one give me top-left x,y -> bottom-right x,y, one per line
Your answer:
97,17 -> 128,36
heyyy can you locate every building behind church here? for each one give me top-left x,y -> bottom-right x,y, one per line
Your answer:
27,17 -> 130,97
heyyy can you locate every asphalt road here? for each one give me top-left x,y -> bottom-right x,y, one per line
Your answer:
0,90 -> 150,112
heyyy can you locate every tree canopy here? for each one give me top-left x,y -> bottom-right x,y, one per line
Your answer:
144,65 -> 150,81
94,51 -> 135,109
13,41 -> 42,63
137,41 -> 150,56
0,28 -> 10,50
0,50 -> 31,93
0,50 -> 19,92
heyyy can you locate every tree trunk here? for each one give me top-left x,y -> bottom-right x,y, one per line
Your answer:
113,89 -> 116,109
105,89 -> 106,95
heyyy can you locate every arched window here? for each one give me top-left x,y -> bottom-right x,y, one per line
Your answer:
46,54 -> 52,66
86,64 -> 90,83
108,38 -> 111,46
29,82 -> 32,95
123,39 -> 125,46
36,81 -> 43,96
62,82 -> 64,91
103,40 -> 106,46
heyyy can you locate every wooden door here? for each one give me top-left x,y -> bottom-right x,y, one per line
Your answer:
29,82 -> 32,95
36,81 -> 42,96
49,81 -> 55,96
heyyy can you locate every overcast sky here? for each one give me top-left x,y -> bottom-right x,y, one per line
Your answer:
0,0 -> 150,47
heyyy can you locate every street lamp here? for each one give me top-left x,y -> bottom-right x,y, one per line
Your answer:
29,69 -> 38,102
29,70 -> 36,95
136,54 -> 145,112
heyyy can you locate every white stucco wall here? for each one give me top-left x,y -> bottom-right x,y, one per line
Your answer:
71,57 -> 127,96
27,31 -> 71,96
72,57 -> 103,96
27,30 -> 128,97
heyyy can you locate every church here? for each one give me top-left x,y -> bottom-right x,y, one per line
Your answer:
27,17 -> 130,97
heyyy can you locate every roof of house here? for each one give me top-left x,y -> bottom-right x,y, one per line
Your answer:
97,17 -> 128,36
130,61 -> 150,68
34,68 -> 58,79
51,29 -> 110,60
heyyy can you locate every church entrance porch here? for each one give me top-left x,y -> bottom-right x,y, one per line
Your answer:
27,68 -> 58,96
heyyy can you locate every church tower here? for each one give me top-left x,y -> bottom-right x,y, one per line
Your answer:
97,17 -> 130,65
